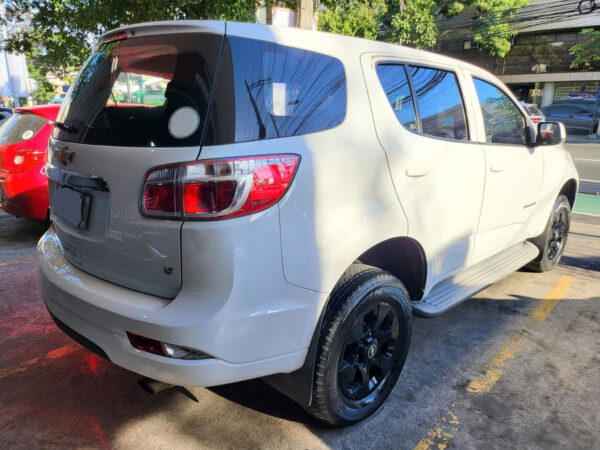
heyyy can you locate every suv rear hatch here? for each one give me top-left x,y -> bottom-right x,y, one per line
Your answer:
48,23 -> 224,298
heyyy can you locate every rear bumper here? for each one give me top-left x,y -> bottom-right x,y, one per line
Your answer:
38,227 -> 324,386
0,166 -> 48,220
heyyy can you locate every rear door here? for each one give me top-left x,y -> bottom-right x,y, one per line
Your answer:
48,24 -> 224,298
363,57 -> 485,289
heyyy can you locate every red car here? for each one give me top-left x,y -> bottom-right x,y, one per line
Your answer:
0,105 -> 59,220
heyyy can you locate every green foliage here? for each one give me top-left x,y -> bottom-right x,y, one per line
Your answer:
318,0 -> 386,40
3,0 -> 260,72
569,28 -> 600,70
470,0 -> 528,57
318,0 -> 529,56
27,60 -> 55,104
390,0 -> 438,48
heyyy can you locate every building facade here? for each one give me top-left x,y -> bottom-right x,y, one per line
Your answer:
435,0 -> 600,106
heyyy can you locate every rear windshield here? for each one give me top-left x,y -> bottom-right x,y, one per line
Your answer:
526,105 -> 542,115
0,113 -> 47,145
54,33 -> 223,147
54,33 -> 346,148
205,36 -> 347,145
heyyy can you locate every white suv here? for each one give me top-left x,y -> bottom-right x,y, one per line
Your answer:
38,21 -> 578,426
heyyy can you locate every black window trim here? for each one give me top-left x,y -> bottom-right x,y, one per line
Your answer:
471,75 -> 531,148
375,59 -> 472,143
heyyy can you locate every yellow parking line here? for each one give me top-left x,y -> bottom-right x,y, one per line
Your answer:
414,405 -> 459,450
414,275 -> 575,449
0,254 -> 36,267
530,276 -> 575,322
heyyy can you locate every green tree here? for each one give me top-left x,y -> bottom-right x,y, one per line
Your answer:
3,0 -> 260,73
318,0 -> 529,57
318,0 -> 386,40
27,58 -> 55,104
569,28 -> 600,70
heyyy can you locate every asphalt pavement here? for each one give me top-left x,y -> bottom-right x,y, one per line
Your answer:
1,210 -> 599,449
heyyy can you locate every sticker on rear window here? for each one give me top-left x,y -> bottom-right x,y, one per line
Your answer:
168,107 -> 200,139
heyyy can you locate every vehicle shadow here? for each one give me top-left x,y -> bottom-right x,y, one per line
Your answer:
0,213 -> 49,245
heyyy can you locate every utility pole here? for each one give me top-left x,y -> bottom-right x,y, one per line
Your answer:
296,0 -> 314,30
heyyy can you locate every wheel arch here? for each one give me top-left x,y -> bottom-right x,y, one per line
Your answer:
356,237 -> 427,301
559,178 -> 578,210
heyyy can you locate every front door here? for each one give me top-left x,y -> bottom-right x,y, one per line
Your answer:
469,76 -> 543,261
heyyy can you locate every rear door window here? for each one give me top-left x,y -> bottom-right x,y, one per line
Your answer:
473,78 -> 527,145
207,37 -> 346,144
54,33 -> 223,147
0,114 -> 48,145
408,66 -> 469,141
375,64 -> 417,131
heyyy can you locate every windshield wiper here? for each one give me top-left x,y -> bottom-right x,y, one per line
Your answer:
50,121 -> 78,134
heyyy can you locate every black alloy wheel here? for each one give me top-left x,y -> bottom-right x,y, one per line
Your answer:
547,208 -> 567,261
338,302 -> 400,402
306,264 -> 412,426
527,194 -> 571,272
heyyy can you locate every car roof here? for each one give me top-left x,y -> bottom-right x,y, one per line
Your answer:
13,104 -> 60,121
102,20 -> 494,79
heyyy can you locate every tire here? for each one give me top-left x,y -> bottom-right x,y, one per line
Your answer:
305,264 -> 412,426
526,195 -> 571,272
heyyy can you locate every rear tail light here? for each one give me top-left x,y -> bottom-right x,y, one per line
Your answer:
141,154 -> 299,220
0,149 -> 45,173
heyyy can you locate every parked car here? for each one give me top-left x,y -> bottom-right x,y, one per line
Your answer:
541,98 -> 599,135
0,105 -> 59,220
0,107 -> 12,126
521,102 -> 545,124
37,21 -> 578,426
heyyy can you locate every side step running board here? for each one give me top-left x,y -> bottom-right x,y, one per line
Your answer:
413,241 -> 539,317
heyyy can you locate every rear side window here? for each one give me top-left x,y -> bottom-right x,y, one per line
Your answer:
473,78 -> 527,145
54,33 -> 223,147
207,37 -> 346,144
375,64 -> 417,131
408,66 -> 468,141
0,114 -> 47,145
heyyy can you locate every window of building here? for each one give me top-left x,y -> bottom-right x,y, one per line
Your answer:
473,78 -> 527,145
375,64 -> 417,131
409,66 -> 469,141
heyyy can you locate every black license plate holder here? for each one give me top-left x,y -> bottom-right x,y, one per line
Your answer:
53,186 -> 91,229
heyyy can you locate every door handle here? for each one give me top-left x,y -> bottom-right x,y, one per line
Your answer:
406,166 -> 429,178
490,162 -> 505,173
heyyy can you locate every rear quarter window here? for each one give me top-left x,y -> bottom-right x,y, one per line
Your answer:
0,114 -> 48,145
207,37 -> 347,144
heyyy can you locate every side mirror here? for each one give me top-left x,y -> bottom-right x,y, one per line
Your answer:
536,121 -> 566,146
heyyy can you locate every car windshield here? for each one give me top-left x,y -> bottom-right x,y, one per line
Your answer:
0,113 -> 47,146
527,105 -> 542,115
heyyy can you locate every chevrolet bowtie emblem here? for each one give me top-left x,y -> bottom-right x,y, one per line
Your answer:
54,146 -> 75,165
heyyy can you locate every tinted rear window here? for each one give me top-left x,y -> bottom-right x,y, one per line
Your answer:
408,66 -> 468,141
376,64 -> 417,131
0,113 -> 48,145
54,33 -> 223,147
206,37 -> 346,145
